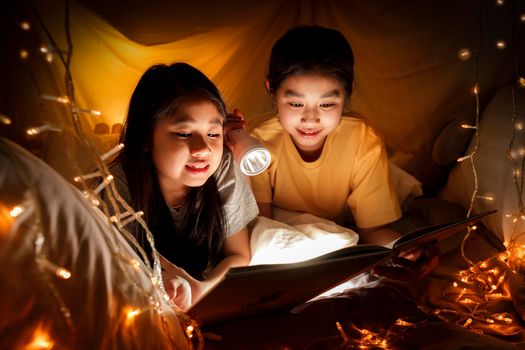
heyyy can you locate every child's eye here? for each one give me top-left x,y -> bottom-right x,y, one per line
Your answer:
175,132 -> 191,138
289,102 -> 303,108
208,133 -> 221,139
320,103 -> 335,108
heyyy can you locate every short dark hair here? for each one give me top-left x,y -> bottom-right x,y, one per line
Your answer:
267,25 -> 354,98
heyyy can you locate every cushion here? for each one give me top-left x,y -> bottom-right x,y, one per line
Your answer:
440,84 -> 525,243
0,138 -> 188,349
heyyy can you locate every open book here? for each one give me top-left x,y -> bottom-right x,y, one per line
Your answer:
187,209 -> 498,326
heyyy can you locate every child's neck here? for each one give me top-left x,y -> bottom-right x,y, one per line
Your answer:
294,140 -> 325,163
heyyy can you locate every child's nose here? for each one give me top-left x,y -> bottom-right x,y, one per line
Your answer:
190,135 -> 211,157
301,109 -> 320,124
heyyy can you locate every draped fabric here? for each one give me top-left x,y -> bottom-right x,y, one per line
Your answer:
2,0 -> 521,159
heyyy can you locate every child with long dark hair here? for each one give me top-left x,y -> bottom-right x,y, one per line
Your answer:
107,62 -> 258,309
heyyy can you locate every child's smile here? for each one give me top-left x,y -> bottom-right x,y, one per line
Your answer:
274,73 -> 345,160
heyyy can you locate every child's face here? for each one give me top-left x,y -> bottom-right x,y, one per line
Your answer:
274,73 -> 345,155
151,99 -> 224,203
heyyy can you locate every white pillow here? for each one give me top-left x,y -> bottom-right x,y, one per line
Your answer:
440,85 -> 525,243
0,138 -> 188,349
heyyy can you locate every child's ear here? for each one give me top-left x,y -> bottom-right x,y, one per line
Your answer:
264,79 -> 271,93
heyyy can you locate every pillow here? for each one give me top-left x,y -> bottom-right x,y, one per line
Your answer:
0,138 -> 189,349
249,207 -> 359,265
440,85 -> 525,243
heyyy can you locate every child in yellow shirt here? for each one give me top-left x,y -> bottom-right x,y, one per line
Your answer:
249,25 -> 402,246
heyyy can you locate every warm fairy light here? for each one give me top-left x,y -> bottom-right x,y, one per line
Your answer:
476,194 -> 494,201
19,49 -> 29,60
457,154 -> 472,162
25,324 -> 54,349
0,114 -> 12,125
495,0 -> 504,6
453,282 -> 458,287
461,123 -> 477,129
20,21 -> 31,31
458,48 -> 471,61
394,319 -> 414,327
26,124 -> 61,136
74,170 -> 102,183
520,13 -> 525,22
82,191 -> 100,206
55,268 -> 71,280
72,107 -> 102,116
101,143 -> 124,161
40,94 -> 70,105
495,40 -> 506,50
515,120 -> 524,130
92,175 -> 114,195
45,53 -> 53,63
118,211 -> 144,228
124,307 -> 141,325
471,84 -> 480,95
10,205 -> 24,218
185,325 -> 195,338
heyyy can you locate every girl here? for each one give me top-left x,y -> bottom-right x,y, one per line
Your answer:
250,25 -> 401,246
107,62 -> 258,309
248,26 -> 438,278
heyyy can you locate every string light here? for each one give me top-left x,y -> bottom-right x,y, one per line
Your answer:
461,123 -> 477,129
0,114 -> 12,125
19,49 -> 29,61
458,48 -> 472,61
26,124 -> 62,135
10,205 -> 24,218
100,143 -> 124,161
518,77 -> 525,88
495,40 -> 506,50
11,2 -> 199,348
19,20 -> 31,31
476,194 -> 494,201
520,13 -> 525,22
40,94 -> 70,104
74,170 -> 102,183
92,175 -> 114,195
26,324 -> 54,350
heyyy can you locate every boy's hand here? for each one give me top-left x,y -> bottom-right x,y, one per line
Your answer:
224,108 -> 247,152
372,241 -> 440,280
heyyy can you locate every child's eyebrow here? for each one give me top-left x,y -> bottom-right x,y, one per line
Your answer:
283,89 -> 341,98
166,116 -> 223,126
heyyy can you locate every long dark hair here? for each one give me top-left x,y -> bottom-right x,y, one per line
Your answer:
267,25 -> 355,99
116,63 -> 227,279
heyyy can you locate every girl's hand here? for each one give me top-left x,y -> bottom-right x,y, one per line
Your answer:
224,108 -> 247,152
158,254 -> 215,309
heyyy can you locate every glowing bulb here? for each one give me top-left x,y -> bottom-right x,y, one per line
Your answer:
10,205 -> 24,217
472,84 -> 480,95
496,40 -> 506,50
458,48 -> 471,61
20,21 -> 31,31
461,123 -> 477,129
520,13 -> 525,22
453,282 -> 458,287
39,45 -> 50,53
185,325 -> 195,338
40,94 -> 70,104
55,267 -> 71,279
27,327 -> 54,349
0,114 -> 12,125
125,307 -> 140,325
26,124 -> 61,135
45,53 -> 53,63
496,0 -> 504,6
519,77 -> 525,88
19,49 -> 29,61
515,120 -> 524,130
101,143 -> 124,161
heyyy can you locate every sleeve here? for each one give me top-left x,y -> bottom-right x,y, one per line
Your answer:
215,151 -> 260,237
249,165 -> 273,204
346,127 -> 402,228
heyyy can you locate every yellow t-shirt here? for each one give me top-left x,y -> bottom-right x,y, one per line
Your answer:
250,116 -> 401,228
